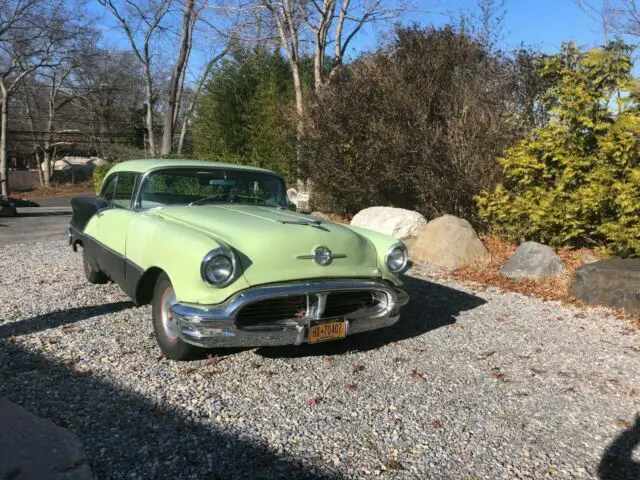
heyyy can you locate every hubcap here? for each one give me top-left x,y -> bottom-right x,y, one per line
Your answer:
160,285 -> 179,343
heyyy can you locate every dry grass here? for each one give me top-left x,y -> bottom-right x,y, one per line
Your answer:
451,235 -> 590,302
450,235 -> 639,329
12,182 -> 93,200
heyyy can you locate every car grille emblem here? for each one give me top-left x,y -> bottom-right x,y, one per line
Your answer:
296,246 -> 347,266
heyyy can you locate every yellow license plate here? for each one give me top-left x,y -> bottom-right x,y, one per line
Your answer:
308,319 -> 346,344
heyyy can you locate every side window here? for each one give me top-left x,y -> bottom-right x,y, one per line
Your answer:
101,175 -> 117,203
113,173 -> 137,209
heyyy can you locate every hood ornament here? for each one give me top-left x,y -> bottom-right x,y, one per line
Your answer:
297,246 -> 346,266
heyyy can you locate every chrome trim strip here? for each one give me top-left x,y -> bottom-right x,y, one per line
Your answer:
169,279 -> 409,348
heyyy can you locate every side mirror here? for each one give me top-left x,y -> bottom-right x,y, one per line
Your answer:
287,202 -> 297,212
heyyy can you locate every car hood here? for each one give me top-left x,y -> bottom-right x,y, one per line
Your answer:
148,204 -> 381,285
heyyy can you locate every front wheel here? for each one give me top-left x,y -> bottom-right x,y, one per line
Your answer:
152,273 -> 204,361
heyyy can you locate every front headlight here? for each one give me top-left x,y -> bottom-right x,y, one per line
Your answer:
201,247 -> 236,287
386,243 -> 408,273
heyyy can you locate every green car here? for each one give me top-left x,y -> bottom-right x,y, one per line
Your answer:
68,159 -> 409,360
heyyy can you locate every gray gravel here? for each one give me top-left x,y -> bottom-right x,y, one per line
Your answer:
0,241 -> 638,479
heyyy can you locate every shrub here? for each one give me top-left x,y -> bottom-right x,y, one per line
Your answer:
92,162 -> 113,193
302,26 -> 547,221
477,41 -> 640,257
193,47 -> 299,182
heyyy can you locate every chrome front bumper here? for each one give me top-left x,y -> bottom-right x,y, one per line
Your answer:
169,279 -> 409,348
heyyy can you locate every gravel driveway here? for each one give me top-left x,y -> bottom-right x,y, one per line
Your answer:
0,241 -> 638,479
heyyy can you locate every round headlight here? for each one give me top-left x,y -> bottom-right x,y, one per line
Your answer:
386,244 -> 408,273
201,249 -> 235,286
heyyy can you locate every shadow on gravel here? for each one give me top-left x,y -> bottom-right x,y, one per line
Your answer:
0,301 -> 134,339
0,341 -> 337,479
257,275 -> 486,358
598,415 -> 640,480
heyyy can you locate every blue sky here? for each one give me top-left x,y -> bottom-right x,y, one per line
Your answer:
347,0 -> 612,55
90,0 -> 617,79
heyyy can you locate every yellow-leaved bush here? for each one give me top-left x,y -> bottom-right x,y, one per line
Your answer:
477,41 -> 640,257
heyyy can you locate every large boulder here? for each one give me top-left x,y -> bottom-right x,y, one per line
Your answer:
500,241 -> 567,280
350,207 -> 426,240
405,214 -> 488,269
0,398 -> 94,479
573,259 -> 640,314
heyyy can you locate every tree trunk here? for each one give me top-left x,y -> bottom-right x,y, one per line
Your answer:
43,150 -> 53,187
145,75 -> 156,155
0,95 -> 9,197
35,151 -> 44,187
176,49 -> 227,154
291,60 -> 305,167
161,0 -> 195,155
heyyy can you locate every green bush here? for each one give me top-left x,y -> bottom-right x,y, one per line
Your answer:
193,46 -> 300,182
92,163 -> 113,193
477,41 -> 640,256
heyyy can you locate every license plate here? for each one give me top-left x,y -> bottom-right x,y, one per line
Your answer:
308,318 -> 346,344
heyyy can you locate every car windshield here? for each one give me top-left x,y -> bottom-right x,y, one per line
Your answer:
138,168 -> 288,209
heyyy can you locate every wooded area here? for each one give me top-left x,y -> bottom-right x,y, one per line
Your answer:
1,0 -> 639,253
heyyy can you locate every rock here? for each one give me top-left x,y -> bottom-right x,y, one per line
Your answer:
577,251 -> 601,265
573,259 -> 640,314
500,241 -> 567,280
405,214 -> 488,269
350,207 -> 426,240
310,211 -> 330,220
0,398 -> 94,479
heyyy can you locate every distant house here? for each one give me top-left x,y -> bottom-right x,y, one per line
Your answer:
41,156 -> 106,183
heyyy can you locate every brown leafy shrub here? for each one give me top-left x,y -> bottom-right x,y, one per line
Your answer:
302,26 -> 548,222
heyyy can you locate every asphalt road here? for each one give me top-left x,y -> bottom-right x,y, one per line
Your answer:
0,195 -> 88,245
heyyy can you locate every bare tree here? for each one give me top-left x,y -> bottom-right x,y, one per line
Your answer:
98,0 -> 173,155
0,0 -> 77,196
161,0 -> 197,154
261,0 -> 305,151
306,0 -> 400,90
176,47 -> 227,154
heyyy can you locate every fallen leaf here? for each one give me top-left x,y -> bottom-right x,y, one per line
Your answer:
431,420 -> 443,429
616,418 -> 632,429
410,369 -> 426,381
477,350 -> 496,360
385,458 -> 404,470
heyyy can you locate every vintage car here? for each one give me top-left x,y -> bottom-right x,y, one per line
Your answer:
67,159 -> 410,360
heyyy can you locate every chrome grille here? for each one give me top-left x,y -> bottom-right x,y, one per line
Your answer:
323,291 -> 378,317
235,295 -> 307,327
235,290 -> 382,328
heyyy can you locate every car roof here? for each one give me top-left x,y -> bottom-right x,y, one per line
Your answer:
107,159 -> 279,175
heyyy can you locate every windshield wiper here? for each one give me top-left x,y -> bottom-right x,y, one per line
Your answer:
189,194 -> 230,206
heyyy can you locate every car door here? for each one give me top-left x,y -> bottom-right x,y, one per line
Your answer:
94,172 -> 138,286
